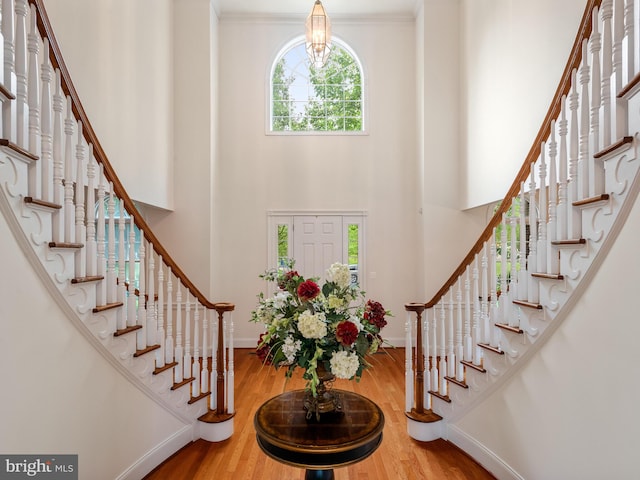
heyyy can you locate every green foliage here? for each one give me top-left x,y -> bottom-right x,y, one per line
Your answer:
271,43 -> 363,132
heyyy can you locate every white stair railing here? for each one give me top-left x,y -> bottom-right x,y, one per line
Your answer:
0,0 -> 236,439
405,0 -> 640,435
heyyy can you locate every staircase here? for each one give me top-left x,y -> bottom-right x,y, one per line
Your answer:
404,0 -> 640,455
0,0 -> 235,464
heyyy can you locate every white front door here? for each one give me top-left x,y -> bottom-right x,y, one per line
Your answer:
293,215 -> 343,283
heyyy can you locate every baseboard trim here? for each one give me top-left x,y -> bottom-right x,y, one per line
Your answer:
446,424 -> 524,480
116,425 -> 194,480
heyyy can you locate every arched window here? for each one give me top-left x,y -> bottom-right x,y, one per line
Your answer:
270,37 -> 364,133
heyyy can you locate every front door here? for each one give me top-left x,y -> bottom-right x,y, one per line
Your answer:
293,215 -> 343,283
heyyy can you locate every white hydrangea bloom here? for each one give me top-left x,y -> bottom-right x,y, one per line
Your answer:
327,294 -> 344,310
281,335 -> 302,364
326,262 -> 351,289
329,350 -> 360,379
298,310 -> 328,339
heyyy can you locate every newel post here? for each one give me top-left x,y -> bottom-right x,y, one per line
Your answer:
198,302 -> 235,442
405,303 -> 442,442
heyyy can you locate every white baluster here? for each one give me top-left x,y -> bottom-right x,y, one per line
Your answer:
15,0 -> 28,150
579,39 -> 591,200
405,311 -> 413,412
95,166 -> 106,306
537,142 -> 548,274
623,0 -> 636,84
568,70 -> 581,238
472,255 -> 482,367
74,125 -> 85,279
156,258 -> 165,369
508,214 -> 519,329
210,306 -> 217,410
438,303 -> 447,397
509,206 -> 518,302
612,0 -> 628,139
557,97 -> 568,241
106,184 -> 116,304
601,0 -> 614,147
183,293 -> 192,381
499,213 -> 508,312
447,290 -> 455,378
518,182 -> 529,300
63,97 -> 74,243
548,121 -> 560,274
431,308 -> 438,396
117,199 -> 126,330
136,240 -> 147,351
85,146 -> 96,277
165,268 -> 174,364
423,308 -> 431,409
146,245 -> 157,346
528,162 -> 539,303
489,233 -> 499,347
223,314 -> 228,407
463,267 -> 472,362
2,0 -> 17,142
455,282 -> 465,380
590,6 -> 606,195
40,35 -> 53,203
27,4 -> 40,183
200,308 -> 208,394
227,311 -> 235,414
191,300 -> 201,397
52,70 -> 64,242
481,243 -> 490,344
126,216 -> 136,326
174,283 -> 184,384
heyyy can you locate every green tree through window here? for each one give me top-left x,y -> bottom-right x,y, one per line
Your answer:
271,39 -> 363,132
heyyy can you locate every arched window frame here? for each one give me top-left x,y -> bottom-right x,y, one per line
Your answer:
266,35 -> 367,135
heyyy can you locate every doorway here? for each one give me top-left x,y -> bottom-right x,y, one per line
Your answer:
267,211 -> 366,288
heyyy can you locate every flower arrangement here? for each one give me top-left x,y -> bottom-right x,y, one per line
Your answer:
250,259 -> 391,397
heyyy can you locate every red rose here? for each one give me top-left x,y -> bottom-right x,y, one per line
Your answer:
297,280 -> 320,301
364,300 -> 387,329
278,270 -> 299,290
256,333 -> 273,365
336,321 -> 359,346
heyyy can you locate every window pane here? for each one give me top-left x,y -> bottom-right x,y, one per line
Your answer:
277,225 -> 288,267
270,40 -> 363,133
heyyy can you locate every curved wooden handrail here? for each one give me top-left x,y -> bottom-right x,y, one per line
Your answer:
28,0 -> 218,309
425,0 -> 601,308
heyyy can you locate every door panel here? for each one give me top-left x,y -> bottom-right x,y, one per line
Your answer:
293,216 -> 343,282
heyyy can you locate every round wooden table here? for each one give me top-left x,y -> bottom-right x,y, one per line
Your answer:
254,389 -> 384,480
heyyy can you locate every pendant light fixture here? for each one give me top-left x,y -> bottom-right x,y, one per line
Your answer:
305,0 -> 332,68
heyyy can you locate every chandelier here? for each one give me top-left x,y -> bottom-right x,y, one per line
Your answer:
305,0 -> 332,68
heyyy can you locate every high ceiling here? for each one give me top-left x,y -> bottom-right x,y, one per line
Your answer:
214,0 -> 419,18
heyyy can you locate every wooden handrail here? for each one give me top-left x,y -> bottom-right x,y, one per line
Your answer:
28,0 -> 218,309
425,0 -> 601,308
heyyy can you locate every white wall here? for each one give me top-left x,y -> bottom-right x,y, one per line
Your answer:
44,0 -> 217,293
213,17 -> 421,346
452,190 -> 640,479
0,214 -> 188,480
417,0 -> 489,299
43,0 -> 174,210
461,0 -> 586,209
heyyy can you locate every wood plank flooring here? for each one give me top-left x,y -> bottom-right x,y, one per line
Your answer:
143,348 -> 496,480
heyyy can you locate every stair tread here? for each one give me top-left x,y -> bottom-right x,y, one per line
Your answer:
113,325 -> 143,337
444,376 -> 469,389
495,323 -> 524,334
93,302 -> 123,313
133,344 -> 161,357
171,377 -> 196,391
24,197 -> 62,210
71,275 -> 104,284
513,299 -> 543,309
460,360 -> 486,373
154,361 -> 178,375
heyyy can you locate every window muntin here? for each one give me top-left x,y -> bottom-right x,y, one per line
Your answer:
270,38 -> 364,133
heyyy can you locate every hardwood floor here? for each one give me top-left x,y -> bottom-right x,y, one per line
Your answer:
143,348 -> 496,480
